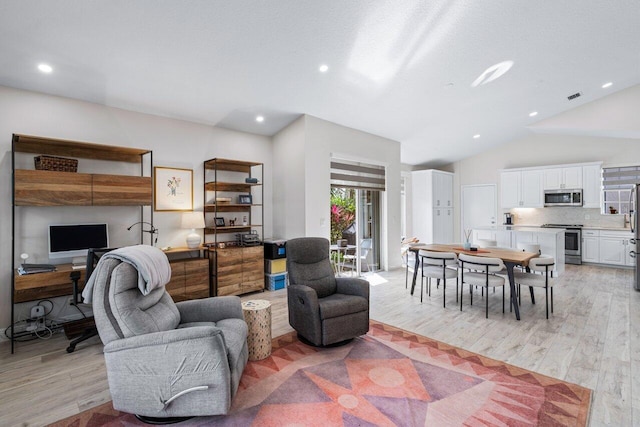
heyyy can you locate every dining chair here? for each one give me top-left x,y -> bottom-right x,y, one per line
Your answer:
404,247 -> 419,290
343,238 -> 373,275
419,250 -> 458,307
513,257 -> 555,318
458,254 -> 506,318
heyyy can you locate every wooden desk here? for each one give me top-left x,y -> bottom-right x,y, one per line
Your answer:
14,264 -> 85,303
409,244 -> 538,321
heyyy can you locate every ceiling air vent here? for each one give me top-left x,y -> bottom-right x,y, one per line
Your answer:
567,92 -> 582,100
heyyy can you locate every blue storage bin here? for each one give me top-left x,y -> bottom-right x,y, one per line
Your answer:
266,272 -> 288,291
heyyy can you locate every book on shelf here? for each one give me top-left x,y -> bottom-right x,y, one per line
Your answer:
17,263 -> 57,275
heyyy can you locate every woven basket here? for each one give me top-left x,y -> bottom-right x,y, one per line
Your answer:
34,155 -> 78,172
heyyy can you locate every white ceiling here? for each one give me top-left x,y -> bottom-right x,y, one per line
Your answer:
1,1 -> 639,167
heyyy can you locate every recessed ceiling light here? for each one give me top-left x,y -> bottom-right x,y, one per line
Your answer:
602,82 -> 613,89
37,63 -> 53,73
319,64 -> 329,73
529,111 -> 538,117
473,134 -> 480,139
471,60 -> 514,87
256,116 -> 264,123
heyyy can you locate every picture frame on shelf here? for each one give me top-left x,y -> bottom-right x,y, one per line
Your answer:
214,217 -> 225,227
238,194 -> 252,204
154,167 -> 193,211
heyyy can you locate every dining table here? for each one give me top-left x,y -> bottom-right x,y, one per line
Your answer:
408,244 -> 539,321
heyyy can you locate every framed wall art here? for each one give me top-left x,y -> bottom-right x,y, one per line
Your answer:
154,167 -> 193,211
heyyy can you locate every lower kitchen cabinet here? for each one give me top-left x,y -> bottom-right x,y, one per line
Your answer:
581,230 -> 600,263
582,229 -> 634,266
214,246 -> 264,296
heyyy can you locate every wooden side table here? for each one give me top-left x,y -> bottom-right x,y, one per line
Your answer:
241,299 -> 272,361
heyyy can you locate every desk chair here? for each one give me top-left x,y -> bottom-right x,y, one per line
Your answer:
66,247 -> 116,353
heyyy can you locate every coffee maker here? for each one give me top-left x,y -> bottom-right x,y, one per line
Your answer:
504,212 -> 513,225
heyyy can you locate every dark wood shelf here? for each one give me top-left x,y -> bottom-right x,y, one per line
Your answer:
13,134 -> 151,163
204,203 -> 262,213
204,158 -> 262,173
204,181 -> 261,192
205,225 -> 262,235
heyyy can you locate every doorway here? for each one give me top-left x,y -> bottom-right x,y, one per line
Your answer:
330,187 -> 380,275
461,184 -> 497,241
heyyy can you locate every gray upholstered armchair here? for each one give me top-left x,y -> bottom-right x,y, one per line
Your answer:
286,237 -> 370,346
89,253 -> 248,422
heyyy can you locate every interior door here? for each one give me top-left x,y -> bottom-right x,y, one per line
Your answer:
461,184 -> 497,241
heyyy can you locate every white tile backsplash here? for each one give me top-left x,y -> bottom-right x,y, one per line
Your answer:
510,207 -> 627,228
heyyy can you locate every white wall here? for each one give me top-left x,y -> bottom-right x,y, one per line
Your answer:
272,115 -> 305,239
274,116 -> 401,268
0,85 -> 272,330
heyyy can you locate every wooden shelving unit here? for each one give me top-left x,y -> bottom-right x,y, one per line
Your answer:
10,134 -> 153,353
203,158 -> 264,296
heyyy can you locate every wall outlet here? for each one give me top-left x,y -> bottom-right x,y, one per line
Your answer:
30,305 -> 44,319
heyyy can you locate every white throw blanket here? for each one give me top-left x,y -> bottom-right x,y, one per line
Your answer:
82,245 -> 172,303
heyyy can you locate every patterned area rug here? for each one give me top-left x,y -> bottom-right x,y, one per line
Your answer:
50,321 -> 591,426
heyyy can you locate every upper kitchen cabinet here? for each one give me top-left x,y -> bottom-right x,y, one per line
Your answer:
500,169 -> 543,208
582,163 -> 603,208
543,166 -> 582,190
502,162 -> 602,210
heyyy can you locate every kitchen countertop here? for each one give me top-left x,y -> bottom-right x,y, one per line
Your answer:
474,226 -> 565,234
476,224 -> 631,233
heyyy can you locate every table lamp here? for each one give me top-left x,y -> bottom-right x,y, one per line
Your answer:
181,212 -> 205,248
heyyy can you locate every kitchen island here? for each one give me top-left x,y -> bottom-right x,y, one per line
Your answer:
472,226 -> 565,275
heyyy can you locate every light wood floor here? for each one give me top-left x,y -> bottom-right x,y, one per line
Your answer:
1,264 -> 637,426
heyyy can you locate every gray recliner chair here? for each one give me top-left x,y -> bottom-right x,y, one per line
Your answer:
90,255 -> 248,421
286,237 -> 370,346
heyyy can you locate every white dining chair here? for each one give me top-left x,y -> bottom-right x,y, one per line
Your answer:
513,257 -> 555,318
458,254 -> 506,318
419,250 -> 458,307
343,238 -> 373,275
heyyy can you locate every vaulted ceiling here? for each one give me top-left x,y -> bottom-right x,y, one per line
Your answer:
1,1 -> 638,167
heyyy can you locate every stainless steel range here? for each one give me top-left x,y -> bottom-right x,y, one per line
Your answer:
541,224 -> 583,265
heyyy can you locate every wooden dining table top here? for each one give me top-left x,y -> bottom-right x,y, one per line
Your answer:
409,243 -> 539,266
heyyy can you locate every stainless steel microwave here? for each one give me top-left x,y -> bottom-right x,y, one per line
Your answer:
544,189 -> 583,207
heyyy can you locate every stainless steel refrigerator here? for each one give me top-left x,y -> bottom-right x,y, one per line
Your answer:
632,184 -> 640,290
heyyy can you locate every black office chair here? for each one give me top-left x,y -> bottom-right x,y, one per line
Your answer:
66,247 -> 116,353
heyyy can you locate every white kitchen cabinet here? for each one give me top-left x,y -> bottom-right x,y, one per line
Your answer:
582,163 -> 602,208
626,238 -> 636,266
582,229 -> 634,266
495,230 -> 513,248
434,208 -> 454,243
582,229 -> 600,263
600,230 -> 633,266
544,166 -> 582,190
500,169 -> 543,208
434,172 -> 453,208
599,236 -> 626,265
411,170 -> 454,244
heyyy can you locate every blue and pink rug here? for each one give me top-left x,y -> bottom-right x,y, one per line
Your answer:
51,321 -> 591,426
